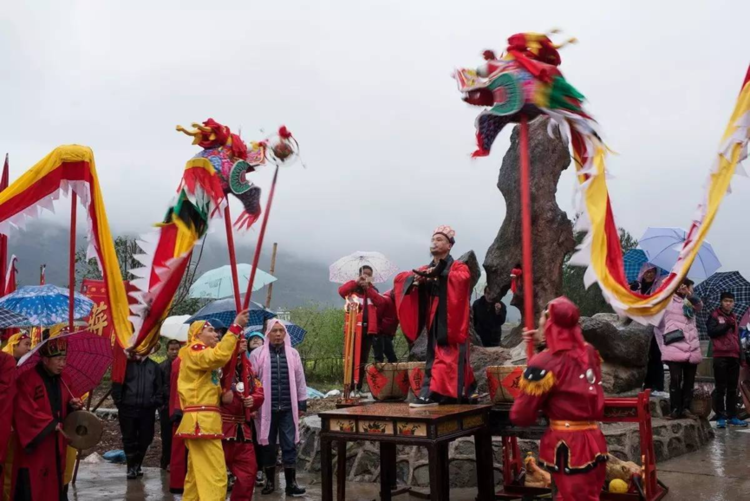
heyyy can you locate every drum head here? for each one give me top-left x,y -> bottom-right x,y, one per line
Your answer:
63,410 -> 104,450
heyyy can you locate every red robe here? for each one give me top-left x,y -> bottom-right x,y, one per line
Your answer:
511,345 -> 608,500
12,364 -> 73,501
377,290 -> 399,337
221,357 -> 264,501
0,352 -> 16,489
169,357 -> 187,494
393,256 -> 475,400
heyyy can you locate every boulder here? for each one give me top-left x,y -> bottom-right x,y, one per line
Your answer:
470,346 -> 511,394
484,117 -> 576,327
580,317 -> 652,368
601,361 -> 647,394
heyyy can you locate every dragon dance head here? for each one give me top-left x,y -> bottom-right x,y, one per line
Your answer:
176,119 -> 299,229
454,31 -> 586,157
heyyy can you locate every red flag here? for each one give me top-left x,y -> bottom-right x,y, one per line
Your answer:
0,154 -> 8,294
40,264 -> 46,285
4,255 -> 17,296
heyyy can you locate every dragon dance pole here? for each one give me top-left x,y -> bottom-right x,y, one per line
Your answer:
242,165 -> 279,310
224,205 -> 243,312
222,204 -> 252,422
519,116 -> 536,362
69,192 -> 77,330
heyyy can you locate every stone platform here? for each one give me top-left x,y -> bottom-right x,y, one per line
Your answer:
295,397 -> 714,488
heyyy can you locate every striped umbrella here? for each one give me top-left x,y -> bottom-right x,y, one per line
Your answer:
0,307 -> 30,328
695,271 -> 750,339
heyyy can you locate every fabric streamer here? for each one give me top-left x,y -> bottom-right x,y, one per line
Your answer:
0,146 -> 132,346
455,33 -> 749,324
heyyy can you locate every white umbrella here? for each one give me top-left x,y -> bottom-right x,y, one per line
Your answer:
329,251 -> 398,284
638,227 -> 721,280
160,315 -> 191,342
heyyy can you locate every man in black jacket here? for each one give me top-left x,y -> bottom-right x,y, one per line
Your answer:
112,350 -> 164,479
158,339 -> 181,469
472,287 -> 507,347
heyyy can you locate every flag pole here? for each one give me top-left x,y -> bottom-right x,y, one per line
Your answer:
69,193 -> 77,330
265,242 -> 278,308
242,165 -> 279,310
519,116 -> 536,362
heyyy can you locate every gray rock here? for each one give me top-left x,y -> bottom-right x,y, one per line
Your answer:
500,323 -> 522,349
484,117 -> 576,327
601,361 -> 647,394
412,463 -> 430,486
580,317 -> 652,369
449,459 -> 477,488
453,438 -> 476,458
470,346 -> 512,393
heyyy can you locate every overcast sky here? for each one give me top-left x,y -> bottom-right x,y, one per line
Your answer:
1,0 -> 749,285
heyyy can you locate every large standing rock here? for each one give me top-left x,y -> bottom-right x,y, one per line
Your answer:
470,346 -> 511,394
484,117 -> 576,343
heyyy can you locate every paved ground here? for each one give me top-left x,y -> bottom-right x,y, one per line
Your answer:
71,423 -> 750,500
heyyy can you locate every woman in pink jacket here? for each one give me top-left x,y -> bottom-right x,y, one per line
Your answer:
654,278 -> 703,419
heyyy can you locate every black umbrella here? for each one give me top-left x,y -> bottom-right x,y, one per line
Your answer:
695,271 -> 750,339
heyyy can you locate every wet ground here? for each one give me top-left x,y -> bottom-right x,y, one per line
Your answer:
71,424 -> 750,500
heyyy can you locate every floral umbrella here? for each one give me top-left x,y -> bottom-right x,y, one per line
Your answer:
0,285 -> 94,327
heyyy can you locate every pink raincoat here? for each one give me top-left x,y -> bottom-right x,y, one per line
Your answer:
249,319 -> 308,445
654,295 -> 703,364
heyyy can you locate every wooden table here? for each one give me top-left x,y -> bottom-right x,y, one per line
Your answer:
319,403 -> 495,501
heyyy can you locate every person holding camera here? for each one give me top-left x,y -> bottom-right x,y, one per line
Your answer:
654,278 -> 702,419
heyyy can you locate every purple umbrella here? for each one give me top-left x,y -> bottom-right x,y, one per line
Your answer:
18,329 -> 113,398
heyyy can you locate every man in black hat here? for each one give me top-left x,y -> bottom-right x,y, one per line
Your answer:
12,338 -> 83,501
707,291 -> 748,428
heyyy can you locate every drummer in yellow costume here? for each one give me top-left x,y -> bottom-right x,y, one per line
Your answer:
176,310 -> 249,501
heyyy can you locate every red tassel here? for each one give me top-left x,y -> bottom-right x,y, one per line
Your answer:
278,126 -> 293,139
234,210 -> 261,231
482,50 -> 496,61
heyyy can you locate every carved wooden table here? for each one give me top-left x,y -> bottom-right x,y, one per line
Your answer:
319,403 -> 495,501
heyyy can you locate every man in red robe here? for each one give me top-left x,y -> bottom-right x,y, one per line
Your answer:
12,337 -> 83,501
338,266 -> 386,396
221,337 -> 264,500
0,350 -> 16,491
510,297 -> 607,501
169,356 -> 187,494
393,226 -> 475,407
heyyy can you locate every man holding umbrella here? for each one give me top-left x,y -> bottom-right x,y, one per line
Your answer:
12,338 -> 83,501
338,266 -> 386,396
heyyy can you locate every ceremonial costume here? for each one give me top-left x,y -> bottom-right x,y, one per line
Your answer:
221,353 -> 264,500
374,289 -> 399,362
176,321 -> 241,501
2,334 -> 29,363
0,351 -> 16,496
12,338 -> 74,501
168,357 -> 187,494
338,280 -> 386,390
393,226 -> 475,403
511,297 -> 607,501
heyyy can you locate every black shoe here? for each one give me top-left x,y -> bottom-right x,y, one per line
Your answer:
284,468 -> 306,497
126,466 -> 138,480
261,467 -> 276,495
409,397 -> 438,408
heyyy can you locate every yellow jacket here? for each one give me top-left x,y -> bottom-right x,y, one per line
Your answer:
176,329 -> 238,439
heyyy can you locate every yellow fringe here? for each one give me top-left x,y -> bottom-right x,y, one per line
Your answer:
519,371 -> 556,396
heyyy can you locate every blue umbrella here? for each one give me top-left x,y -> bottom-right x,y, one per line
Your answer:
185,293 -> 276,329
0,308 -> 31,328
622,249 -> 669,284
189,264 -> 277,300
638,227 -> 721,280
0,285 -> 94,327
246,320 -> 307,346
